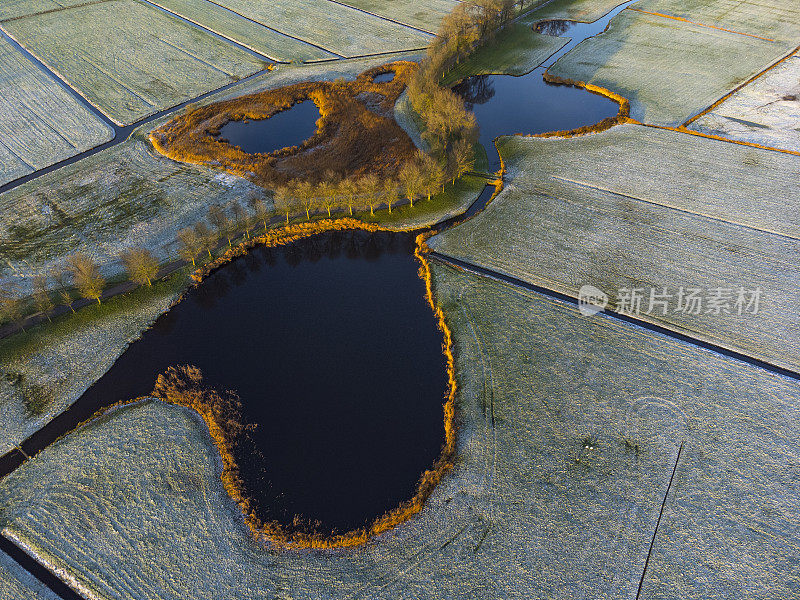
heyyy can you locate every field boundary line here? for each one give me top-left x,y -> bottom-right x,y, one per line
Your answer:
0,532 -> 84,600
635,442 -> 684,600
195,0 -> 345,58
156,35 -> 237,77
549,175 -> 800,243
0,138 -> 34,170
635,122 -> 800,157
0,0 -> 110,23
429,254 -> 800,381
682,44 -> 800,127
139,0 -> 278,62
320,0 -> 437,35
628,8 -> 776,41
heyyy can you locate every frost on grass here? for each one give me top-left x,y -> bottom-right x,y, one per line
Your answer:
550,8 -> 788,125
206,0 -> 432,57
0,265 -> 798,598
0,35 -> 113,187
331,0 -> 459,33
0,277 -> 185,454
690,52 -> 800,152
635,0 -> 800,45
0,0 -> 88,21
0,137 -> 263,294
144,0 -> 335,62
523,0 -> 629,23
429,125 -> 800,371
0,547 -> 59,600
3,0 -> 265,125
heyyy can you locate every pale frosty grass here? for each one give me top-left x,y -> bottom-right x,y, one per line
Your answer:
635,0 -> 800,44
0,0 -> 88,21
550,8 -> 788,125
144,0 -> 335,62
0,265 -> 798,598
0,282 -> 183,454
210,0 -> 432,57
3,0 -> 265,125
0,546 -> 59,600
691,53 -> 800,152
429,124 -> 800,371
332,0 -> 459,33
523,0 -> 629,22
0,35 -> 112,186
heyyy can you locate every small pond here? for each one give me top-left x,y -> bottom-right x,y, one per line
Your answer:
71,230 -> 449,535
217,100 -> 320,155
373,71 -> 396,83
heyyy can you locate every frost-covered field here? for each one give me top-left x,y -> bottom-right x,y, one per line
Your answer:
0,34 -> 113,186
0,547 -> 59,600
429,125 -> 800,371
144,0 -> 335,62
333,0 -> 458,32
691,52 -> 800,152
210,0 -> 432,57
550,8 -> 787,125
635,0 -> 800,45
0,264 -> 798,599
0,0 -> 88,21
3,0 -> 265,125
0,276 -> 185,454
523,0 -> 629,22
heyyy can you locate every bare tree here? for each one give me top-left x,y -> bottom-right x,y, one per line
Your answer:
121,247 -> 159,286
318,181 -> 338,217
50,268 -> 75,312
399,161 -> 422,208
419,153 -> 445,201
194,222 -> 215,259
208,204 -> 232,247
248,196 -> 270,234
338,178 -> 359,216
177,228 -> 202,266
449,138 -> 475,183
0,285 -> 23,327
274,185 -> 293,225
297,181 -> 316,221
230,199 -> 248,239
32,275 -> 53,320
382,180 -> 399,214
66,253 -> 105,305
358,174 -> 382,216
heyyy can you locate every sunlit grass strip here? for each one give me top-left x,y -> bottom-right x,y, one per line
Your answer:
638,122 -> 800,157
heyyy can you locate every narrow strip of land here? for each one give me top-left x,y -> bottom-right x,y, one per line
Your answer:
628,8 -> 776,41
0,534 -> 83,600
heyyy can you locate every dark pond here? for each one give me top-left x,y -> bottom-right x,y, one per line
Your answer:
69,231 -> 449,535
453,0 -> 639,169
217,100 -> 320,155
373,71 -> 396,83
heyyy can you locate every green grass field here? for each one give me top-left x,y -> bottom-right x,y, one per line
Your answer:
211,0 -> 432,57
443,23 -> 568,80
522,0 -> 628,23
333,0 -> 458,32
0,35 -> 113,186
1,263 -> 798,598
3,0 -> 266,125
145,0 -> 336,62
429,124 -> 800,372
550,8 -> 788,125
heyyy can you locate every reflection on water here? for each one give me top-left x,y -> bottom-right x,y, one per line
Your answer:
533,19 -> 573,36
75,230 -> 448,535
217,100 -> 320,155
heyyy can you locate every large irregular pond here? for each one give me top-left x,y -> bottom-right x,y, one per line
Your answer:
217,100 -> 320,155
73,231 -> 448,535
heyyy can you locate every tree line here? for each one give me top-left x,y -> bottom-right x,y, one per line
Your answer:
0,0 -> 535,330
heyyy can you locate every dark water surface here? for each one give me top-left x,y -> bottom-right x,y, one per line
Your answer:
454,0 -> 640,168
69,231 -> 448,535
218,100 -> 320,155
